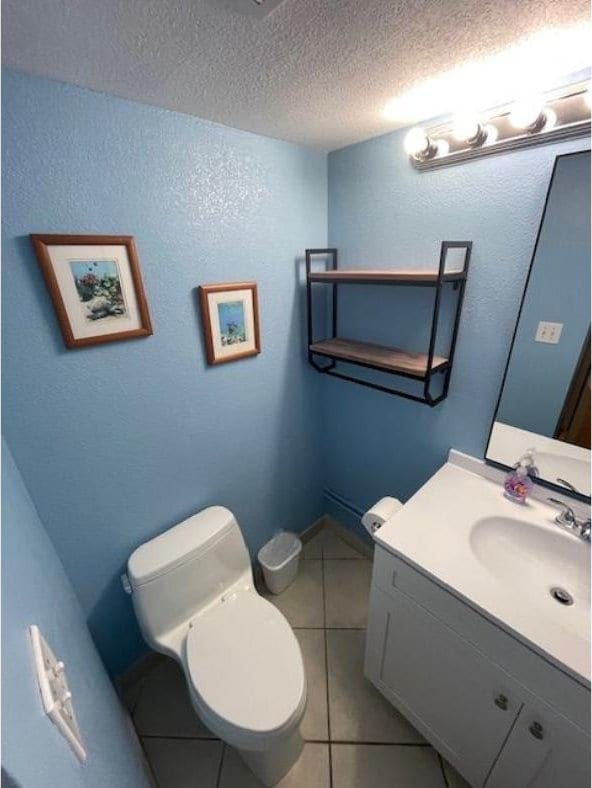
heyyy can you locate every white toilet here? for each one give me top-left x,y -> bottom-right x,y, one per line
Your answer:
127,506 -> 307,786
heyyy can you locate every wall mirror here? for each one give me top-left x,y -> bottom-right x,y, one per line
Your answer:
486,150 -> 591,499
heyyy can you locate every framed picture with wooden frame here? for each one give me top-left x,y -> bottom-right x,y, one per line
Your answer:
199,282 -> 261,365
30,234 -> 153,349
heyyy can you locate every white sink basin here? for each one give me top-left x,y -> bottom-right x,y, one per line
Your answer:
470,516 -> 590,629
373,455 -> 591,683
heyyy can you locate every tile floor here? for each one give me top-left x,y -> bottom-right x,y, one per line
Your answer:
123,523 -> 469,787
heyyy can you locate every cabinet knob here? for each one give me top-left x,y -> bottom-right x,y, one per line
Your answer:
529,721 -> 544,740
494,694 -> 508,710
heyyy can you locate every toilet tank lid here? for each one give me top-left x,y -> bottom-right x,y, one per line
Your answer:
127,506 -> 237,587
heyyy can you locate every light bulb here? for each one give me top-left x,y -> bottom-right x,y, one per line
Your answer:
542,108 -> 557,131
452,115 -> 482,144
510,96 -> 547,131
435,139 -> 450,157
403,127 -> 431,158
483,124 -> 498,145
584,89 -> 591,110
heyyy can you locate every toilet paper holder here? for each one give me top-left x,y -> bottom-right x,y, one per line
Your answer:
361,496 -> 403,536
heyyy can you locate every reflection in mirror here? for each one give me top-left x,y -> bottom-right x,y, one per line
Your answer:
487,151 -> 591,498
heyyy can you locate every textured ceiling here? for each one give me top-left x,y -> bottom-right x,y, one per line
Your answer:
2,0 -> 590,150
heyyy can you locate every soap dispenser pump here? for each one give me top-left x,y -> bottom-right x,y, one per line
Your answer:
504,449 -> 537,504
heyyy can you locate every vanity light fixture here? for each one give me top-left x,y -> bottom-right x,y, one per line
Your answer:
509,96 -> 557,133
403,127 -> 432,158
403,128 -> 437,160
482,124 -> 499,145
509,96 -> 548,132
405,80 -> 591,170
452,115 -> 488,146
404,128 -> 449,161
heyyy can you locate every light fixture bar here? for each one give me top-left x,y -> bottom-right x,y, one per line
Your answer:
407,81 -> 590,171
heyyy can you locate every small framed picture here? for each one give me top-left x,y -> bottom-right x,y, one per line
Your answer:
199,282 -> 261,365
30,234 -> 153,349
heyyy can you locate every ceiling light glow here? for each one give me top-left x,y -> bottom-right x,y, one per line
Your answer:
510,96 -> 547,131
482,124 -> 499,145
404,79 -> 590,169
452,116 -> 480,142
542,108 -> 557,131
452,115 -> 484,144
435,139 -> 450,157
403,127 -> 432,158
383,24 -> 591,125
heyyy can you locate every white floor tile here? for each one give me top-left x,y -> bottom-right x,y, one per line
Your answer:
134,658 -> 215,738
264,560 -> 324,627
322,529 -> 366,559
119,654 -> 164,715
142,737 -> 222,788
294,629 -> 328,740
443,759 -> 473,788
332,744 -> 446,788
324,560 -> 372,628
327,630 -> 424,743
219,743 -> 330,788
302,531 -> 325,559
303,527 -> 366,560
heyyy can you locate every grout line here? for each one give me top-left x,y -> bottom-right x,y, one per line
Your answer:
138,737 -> 162,788
124,675 -> 149,719
320,554 -> 333,788
303,557 -> 365,561
216,743 -> 226,788
292,626 -> 366,631
306,739 -> 433,747
326,625 -> 366,630
438,753 -> 451,788
139,734 -> 219,741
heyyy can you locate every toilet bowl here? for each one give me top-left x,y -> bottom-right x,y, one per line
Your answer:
126,507 -> 306,786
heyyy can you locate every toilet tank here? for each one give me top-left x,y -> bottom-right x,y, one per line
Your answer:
127,506 -> 252,652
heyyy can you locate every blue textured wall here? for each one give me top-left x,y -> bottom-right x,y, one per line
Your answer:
325,129 -> 590,533
498,151 -> 590,436
1,439 -> 150,787
2,69 -> 327,675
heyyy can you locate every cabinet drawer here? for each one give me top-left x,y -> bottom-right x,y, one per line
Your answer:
372,545 -> 590,732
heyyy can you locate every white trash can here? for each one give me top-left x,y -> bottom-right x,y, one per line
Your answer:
258,531 -> 302,595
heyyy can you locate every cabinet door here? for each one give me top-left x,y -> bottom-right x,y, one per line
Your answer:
486,697 -> 590,788
365,586 -> 521,788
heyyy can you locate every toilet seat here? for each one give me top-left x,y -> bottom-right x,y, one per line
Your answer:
184,591 -> 306,750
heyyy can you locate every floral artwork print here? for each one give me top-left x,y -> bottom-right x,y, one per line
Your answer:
70,260 -> 127,321
217,300 -> 247,346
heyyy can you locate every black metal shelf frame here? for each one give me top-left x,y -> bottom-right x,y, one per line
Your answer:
305,241 -> 472,406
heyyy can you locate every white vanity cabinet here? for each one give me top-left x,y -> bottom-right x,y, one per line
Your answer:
365,545 -> 591,788
485,695 -> 590,788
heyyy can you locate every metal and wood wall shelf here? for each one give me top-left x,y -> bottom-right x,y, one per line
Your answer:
305,242 -> 472,406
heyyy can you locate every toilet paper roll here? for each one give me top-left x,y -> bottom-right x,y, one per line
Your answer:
361,496 -> 403,535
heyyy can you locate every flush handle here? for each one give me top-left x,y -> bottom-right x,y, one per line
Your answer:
529,721 -> 544,740
494,694 -> 508,710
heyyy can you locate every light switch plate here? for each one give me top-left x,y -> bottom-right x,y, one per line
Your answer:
535,321 -> 563,344
29,625 -> 86,762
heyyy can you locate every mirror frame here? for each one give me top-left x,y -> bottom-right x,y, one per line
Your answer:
485,149 -> 592,504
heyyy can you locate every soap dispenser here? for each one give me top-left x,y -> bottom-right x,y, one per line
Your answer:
504,449 -> 537,504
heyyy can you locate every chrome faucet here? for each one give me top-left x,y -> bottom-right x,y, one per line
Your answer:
547,498 -> 591,542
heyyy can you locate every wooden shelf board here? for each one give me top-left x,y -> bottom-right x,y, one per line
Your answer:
308,269 -> 465,284
309,338 -> 448,378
